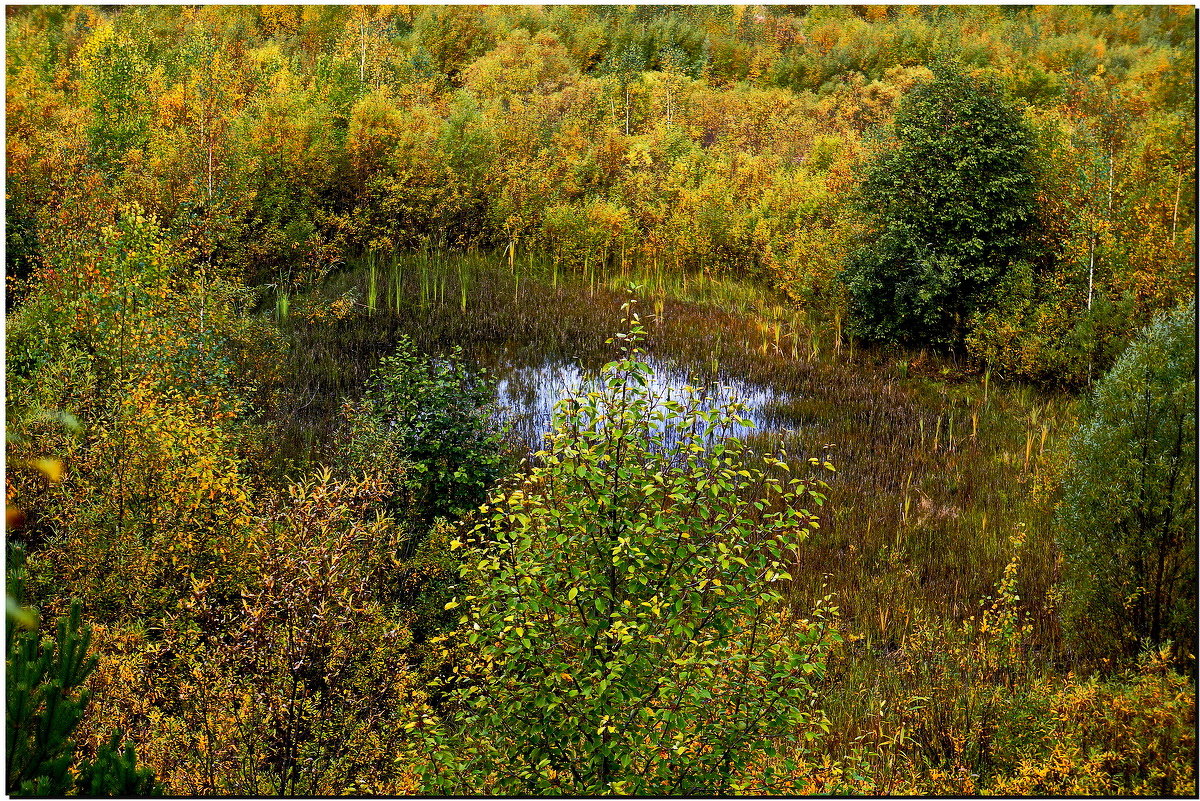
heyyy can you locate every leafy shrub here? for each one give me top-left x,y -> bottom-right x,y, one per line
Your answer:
6,549 -> 159,797
338,336 -> 507,528
76,471 -> 428,795
420,309 -> 840,794
808,531 -> 1196,796
1055,298 -> 1197,661
27,382 -> 254,624
986,648 -> 1196,797
178,471 -> 423,795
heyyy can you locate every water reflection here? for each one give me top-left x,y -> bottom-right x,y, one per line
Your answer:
489,355 -> 796,448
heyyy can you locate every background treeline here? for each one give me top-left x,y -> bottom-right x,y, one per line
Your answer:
5,4 -> 1196,797
7,4 -> 1194,385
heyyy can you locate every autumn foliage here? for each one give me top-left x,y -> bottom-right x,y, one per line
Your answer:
5,5 -> 1195,797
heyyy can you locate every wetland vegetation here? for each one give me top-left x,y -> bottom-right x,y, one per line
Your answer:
6,5 -> 1196,796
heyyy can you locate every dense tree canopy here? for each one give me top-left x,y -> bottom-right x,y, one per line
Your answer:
842,63 -> 1036,347
6,4 -> 1193,383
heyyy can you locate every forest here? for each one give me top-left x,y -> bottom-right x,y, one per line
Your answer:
4,4 -> 1197,796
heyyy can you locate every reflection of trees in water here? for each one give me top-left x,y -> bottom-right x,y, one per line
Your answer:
493,356 -> 795,449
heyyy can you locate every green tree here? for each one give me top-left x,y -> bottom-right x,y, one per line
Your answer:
79,24 -> 151,177
1055,298 -> 1197,662
462,28 -> 578,101
338,337 -> 506,528
842,62 -> 1036,346
421,306 -> 838,794
412,5 -> 493,84
6,549 -> 159,797
600,41 -> 647,135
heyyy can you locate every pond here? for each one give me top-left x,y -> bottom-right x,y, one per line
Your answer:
290,250 -> 813,452
279,250 -> 1063,629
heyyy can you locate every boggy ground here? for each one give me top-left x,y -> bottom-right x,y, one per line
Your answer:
276,250 -> 1073,637
271,252 -> 1114,777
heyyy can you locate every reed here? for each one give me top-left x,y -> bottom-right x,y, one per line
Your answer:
367,258 -> 377,313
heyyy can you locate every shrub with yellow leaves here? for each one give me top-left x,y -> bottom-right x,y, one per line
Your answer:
78,469 -> 433,795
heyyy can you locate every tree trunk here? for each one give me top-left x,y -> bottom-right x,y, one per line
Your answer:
1107,147 -> 1114,217
1087,232 -> 1095,310
359,13 -> 367,84
1172,168 -> 1183,246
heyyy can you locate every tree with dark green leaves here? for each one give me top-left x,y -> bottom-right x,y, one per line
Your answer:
6,549 -> 160,797
1055,299 -> 1197,663
842,62 -> 1036,347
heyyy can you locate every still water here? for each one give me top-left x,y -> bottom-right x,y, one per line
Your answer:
311,253 -> 809,451
480,350 -> 797,448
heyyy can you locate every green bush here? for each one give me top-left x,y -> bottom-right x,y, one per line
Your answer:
335,338 -> 508,642
1055,298 -> 1197,662
338,336 -> 507,528
842,62 -> 1036,347
420,309 -> 839,794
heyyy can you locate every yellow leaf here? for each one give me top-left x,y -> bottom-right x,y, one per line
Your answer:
27,458 -> 64,483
